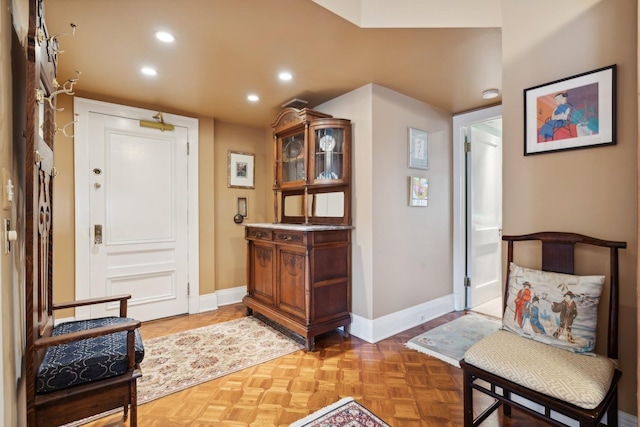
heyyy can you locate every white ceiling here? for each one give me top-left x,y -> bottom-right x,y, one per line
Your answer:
45,0 -> 502,128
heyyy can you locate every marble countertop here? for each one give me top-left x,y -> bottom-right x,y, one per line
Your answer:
244,222 -> 354,231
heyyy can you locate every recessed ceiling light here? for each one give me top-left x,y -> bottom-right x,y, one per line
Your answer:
482,89 -> 499,99
247,94 -> 259,102
279,71 -> 293,81
141,67 -> 157,76
155,31 -> 175,43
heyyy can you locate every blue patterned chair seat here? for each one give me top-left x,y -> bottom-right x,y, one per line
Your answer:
36,317 -> 145,394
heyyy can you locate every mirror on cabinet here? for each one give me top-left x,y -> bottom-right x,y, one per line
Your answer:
282,191 -> 346,221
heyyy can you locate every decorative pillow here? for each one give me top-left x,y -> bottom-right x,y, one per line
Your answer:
502,262 -> 605,354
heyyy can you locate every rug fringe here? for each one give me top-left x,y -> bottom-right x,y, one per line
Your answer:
289,397 -> 355,427
405,342 -> 462,368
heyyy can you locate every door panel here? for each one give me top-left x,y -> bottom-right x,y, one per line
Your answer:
467,123 -> 502,309
88,113 -> 189,321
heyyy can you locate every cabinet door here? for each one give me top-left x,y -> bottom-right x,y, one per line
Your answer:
277,245 -> 307,319
309,121 -> 350,184
277,131 -> 306,188
248,241 -> 276,306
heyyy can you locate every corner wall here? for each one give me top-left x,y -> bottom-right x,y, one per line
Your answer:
317,84 -> 453,321
501,0 -> 638,415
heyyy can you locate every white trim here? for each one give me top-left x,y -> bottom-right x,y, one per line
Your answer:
350,294 -> 455,343
452,105 -> 502,311
215,286 -> 247,307
72,97 -> 199,319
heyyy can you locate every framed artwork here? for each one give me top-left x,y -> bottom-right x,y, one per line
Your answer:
524,64 -> 616,156
227,151 -> 254,188
237,196 -> 248,218
408,127 -> 429,169
409,176 -> 429,207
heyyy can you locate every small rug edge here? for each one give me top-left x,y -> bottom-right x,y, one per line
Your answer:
289,397 -> 355,427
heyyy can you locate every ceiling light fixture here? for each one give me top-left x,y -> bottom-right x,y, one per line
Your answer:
140,67 -> 157,76
247,94 -> 260,102
279,71 -> 293,81
482,89 -> 499,99
155,31 -> 175,43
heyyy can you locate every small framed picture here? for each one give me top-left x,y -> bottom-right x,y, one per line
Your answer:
409,176 -> 429,207
408,127 -> 429,170
228,151 -> 254,188
237,196 -> 248,218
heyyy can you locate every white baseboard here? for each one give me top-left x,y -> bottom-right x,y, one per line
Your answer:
619,411 -> 637,427
350,294 -> 455,344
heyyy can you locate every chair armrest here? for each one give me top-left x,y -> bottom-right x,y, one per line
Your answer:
34,319 -> 141,349
53,294 -> 131,317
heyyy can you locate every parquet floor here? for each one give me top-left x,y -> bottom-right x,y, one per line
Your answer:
82,303 -> 547,427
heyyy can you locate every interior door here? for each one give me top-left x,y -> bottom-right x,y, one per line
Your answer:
87,112 -> 189,321
466,121 -> 502,309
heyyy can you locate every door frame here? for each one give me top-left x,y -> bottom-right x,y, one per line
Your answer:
452,105 -> 502,311
73,97 -> 200,319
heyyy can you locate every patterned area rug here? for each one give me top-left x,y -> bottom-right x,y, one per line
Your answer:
138,315 -> 304,403
406,313 -> 501,368
64,315 -> 303,426
290,397 -> 390,427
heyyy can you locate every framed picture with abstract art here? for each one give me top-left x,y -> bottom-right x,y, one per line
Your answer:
524,64 -> 616,156
409,176 -> 429,207
408,127 -> 429,169
227,151 -> 255,189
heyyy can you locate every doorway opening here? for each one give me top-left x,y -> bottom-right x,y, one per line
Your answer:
452,105 -> 503,317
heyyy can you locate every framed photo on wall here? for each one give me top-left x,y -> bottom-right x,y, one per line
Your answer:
228,151 -> 255,188
409,176 -> 429,207
408,127 -> 429,169
524,65 -> 616,156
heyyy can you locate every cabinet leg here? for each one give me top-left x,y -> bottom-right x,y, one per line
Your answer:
246,307 -> 253,316
343,324 -> 351,338
305,336 -> 315,352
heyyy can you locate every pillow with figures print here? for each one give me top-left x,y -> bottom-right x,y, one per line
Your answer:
502,262 -> 605,354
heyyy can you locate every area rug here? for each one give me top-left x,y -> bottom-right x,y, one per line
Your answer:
65,315 -> 303,426
290,397 -> 390,427
406,313 -> 501,368
137,315 -> 303,403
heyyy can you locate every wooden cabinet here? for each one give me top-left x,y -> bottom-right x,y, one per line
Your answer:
243,224 -> 352,351
272,108 -> 352,225
244,107 -> 353,351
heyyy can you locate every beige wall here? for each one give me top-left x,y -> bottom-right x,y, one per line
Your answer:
213,122 -> 271,292
316,84 -> 453,320
502,0 -> 638,415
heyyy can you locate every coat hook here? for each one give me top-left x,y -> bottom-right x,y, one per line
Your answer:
54,114 -> 78,138
42,71 -> 81,111
48,23 -> 77,54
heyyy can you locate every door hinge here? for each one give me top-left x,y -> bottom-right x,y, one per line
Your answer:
464,141 -> 471,153
464,276 -> 471,287
187,282 -> 190,296
187,142 -> 190,155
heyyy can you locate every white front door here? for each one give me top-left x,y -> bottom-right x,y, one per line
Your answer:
466,122 -> 502,308
74,98 -> 199,322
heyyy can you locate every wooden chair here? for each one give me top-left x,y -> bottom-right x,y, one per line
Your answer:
24,1 -> 144,425
460,232 -> 626,427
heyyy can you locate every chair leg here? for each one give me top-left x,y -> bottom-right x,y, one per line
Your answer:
130,380 -> 138,427
607,395 -> 618,427
463,369 -> 475,426
502,390 -> 511,418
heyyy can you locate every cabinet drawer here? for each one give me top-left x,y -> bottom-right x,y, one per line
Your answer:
246,228 -> 273,241
273,231 -> 304,245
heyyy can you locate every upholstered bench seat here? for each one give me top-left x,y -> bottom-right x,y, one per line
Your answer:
463,330 -> 614,410
36,317 -> 145,394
